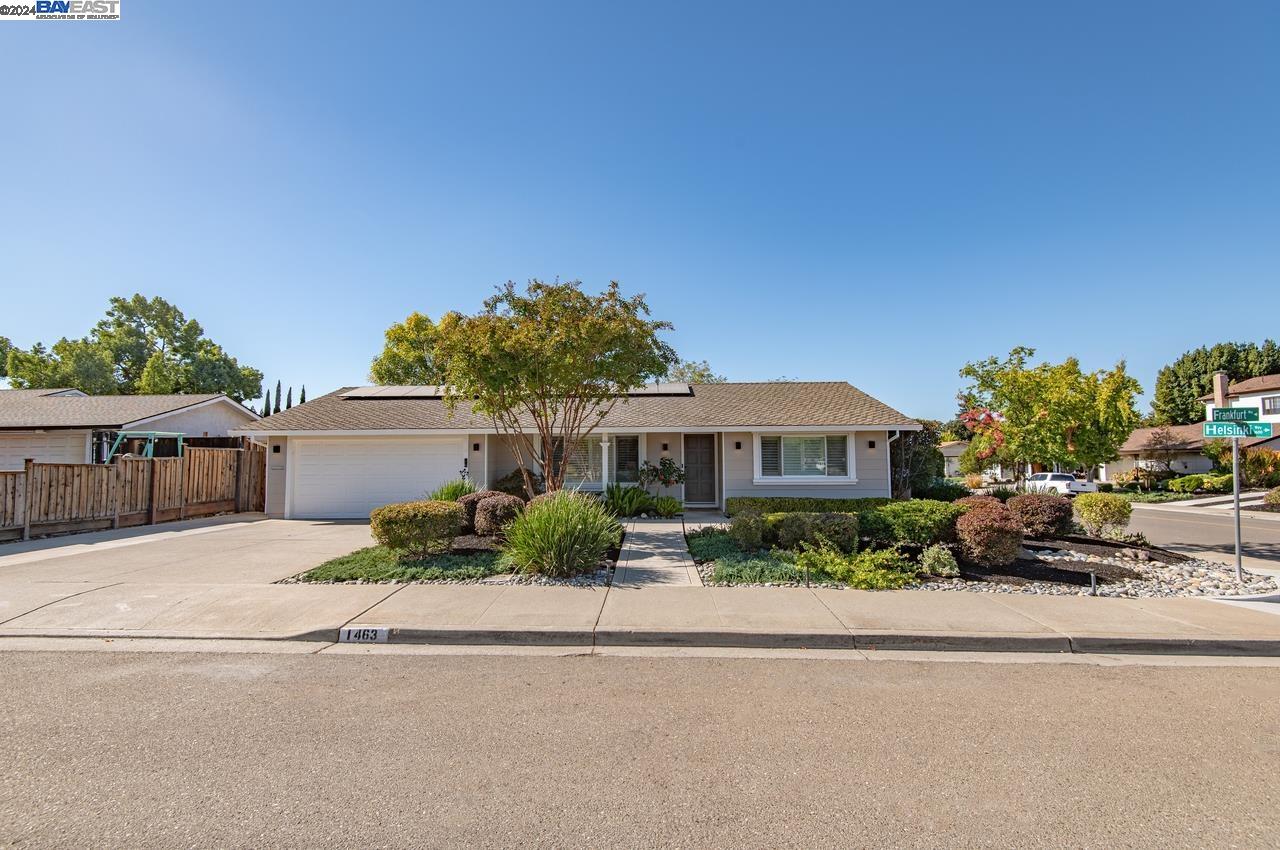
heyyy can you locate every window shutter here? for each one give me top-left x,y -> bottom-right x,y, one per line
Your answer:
760,436 -> 781,476
825,436 -> 847,476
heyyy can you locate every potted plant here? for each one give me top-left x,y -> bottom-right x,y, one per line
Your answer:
638,457 -> 686,493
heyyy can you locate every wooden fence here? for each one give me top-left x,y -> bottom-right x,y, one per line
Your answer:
0,445 -> 266,542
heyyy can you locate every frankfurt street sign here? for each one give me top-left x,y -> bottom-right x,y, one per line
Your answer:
1203,421 -> 1272,439
1212,407 -> 1260,423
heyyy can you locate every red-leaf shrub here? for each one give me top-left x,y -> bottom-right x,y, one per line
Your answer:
457,490 -> 506,533
475,493 -> 525,536
1006,493 -> 1074,538
955,505 -> 1024,567
955,495 -> 1003,512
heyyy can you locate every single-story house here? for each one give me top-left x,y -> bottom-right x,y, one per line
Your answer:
0,388 -> 260,471
235,382 -> 920,519
939,440 -> 967,477
1200,371 -> 1280,448
1100,423 -> 1215,482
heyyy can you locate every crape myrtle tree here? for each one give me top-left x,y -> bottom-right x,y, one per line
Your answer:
889,418 -> 944,498
958,347 -> 1142,481
434,280 -> 677,497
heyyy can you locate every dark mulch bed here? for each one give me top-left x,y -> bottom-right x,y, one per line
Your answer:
961,556 -> 1141,587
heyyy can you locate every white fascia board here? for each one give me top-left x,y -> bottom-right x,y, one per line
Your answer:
234,423 -> 920,438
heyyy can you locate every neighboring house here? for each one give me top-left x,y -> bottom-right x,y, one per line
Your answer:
1201,371 -> 1280,445
1100,423 -> 1215,482
939,440 -> 967,477
236,382 -> 920,519
0,388 -> 260,471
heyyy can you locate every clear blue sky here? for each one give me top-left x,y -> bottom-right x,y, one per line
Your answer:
3,1 -> 1277,419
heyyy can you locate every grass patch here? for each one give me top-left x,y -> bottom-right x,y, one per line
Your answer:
709,550 -> 806,584
299,546 -> 504,583
686,528 -> 742,562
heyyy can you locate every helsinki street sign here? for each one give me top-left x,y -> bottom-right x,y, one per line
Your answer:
1202,421 -> 1272,439
1212,407 -> 1260,423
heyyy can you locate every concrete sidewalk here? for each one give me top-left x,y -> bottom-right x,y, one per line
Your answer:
5,578 -> 1280,654
612,519 -> 702,586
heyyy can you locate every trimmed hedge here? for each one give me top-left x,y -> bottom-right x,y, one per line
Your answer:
762,511 -> 860,553
475,493 -> 525,536
1073,492 -> 1132,537
369,499 -> 465,558
1202,473 -> 1234,494
869,500 -> 965,546
955,494 -> 1003,511
1167,474 -> 1205,494
914,479 -> 970,502
1006,493 -> 1074,538
955,504 -> 1023,567
457,490 -> 506,533
728,512 -> 766,551
725,496 -> 891,517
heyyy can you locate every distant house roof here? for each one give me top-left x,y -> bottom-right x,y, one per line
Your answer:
1120,422 -> 1274,455
1197,373 -> 1280,401
0,391 -> 258,431
938,440 -> 969,457
239,382 -> 921,434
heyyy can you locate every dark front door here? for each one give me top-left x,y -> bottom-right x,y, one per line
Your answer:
683,434 -> 716,504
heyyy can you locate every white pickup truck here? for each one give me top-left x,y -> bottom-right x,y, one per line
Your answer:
1025,472 -> 1098,496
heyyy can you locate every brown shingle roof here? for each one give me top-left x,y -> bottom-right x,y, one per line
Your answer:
0,391 -> 255,430
1196,373 -> 1280,401
241,382 -> 920,433
1120,422 -> 1274,454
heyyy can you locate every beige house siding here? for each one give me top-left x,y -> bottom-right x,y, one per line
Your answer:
644,432 -> 684,500
139,400 -> 256,437
0,430 -> 92,471
266,436 -> 288,517
722,430 -> 892,501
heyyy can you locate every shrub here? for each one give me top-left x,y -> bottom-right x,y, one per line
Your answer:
369,500 -> 464,559
796,543 -> 915,589
919,543 -> 959,577
492,468 -> 543,498
1202,473 -> 1234,494
603,483 -> 655,517
475,493 -> 525,536
955,505 -> 1023,567
1097,482 -> 1114,492
964,473 -> 985,490
1073,492 -> 1132,537
1006,493 -> 1074,538
653,495 -> 683,518
1243,448 -> 1280,488
500,491 -> 621,577
989,486 -> 1018,502
457,489 -> 506,533
725,496 -> 891,517
872,500 -> 965,545
955,494 -> 1003,511
914,478 -> 970,502
685,528 -> 740,562
1265,487 -> 1280,506
728,512 -> 765,551
1167,474 -> 1204,494
764,512 -> 860,553
427,478 -> 478,501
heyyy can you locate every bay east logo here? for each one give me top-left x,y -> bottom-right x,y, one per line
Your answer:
0,0 -> 120,19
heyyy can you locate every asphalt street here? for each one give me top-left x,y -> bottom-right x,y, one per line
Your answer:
2,650 -> 1278,848
1130,506 -> 1280,574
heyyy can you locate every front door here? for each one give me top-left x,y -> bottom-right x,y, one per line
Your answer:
683,434 -> 716,504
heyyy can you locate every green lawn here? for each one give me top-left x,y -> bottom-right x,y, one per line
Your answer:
299,546 -> 505,583
1114,491 -> 1202,504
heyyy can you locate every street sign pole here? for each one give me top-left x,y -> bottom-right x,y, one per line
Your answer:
1232,436 -> 1243,581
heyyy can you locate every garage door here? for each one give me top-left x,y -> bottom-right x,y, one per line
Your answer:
0,431 -> 89,471
290,436 -> 468,519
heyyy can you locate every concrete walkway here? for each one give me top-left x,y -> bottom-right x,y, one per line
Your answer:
612,519 -> 702,587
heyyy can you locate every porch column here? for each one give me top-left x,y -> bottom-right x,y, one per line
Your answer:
600,436 -> 610,489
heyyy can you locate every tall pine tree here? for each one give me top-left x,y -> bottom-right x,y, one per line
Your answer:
286,387 -> 293,409
273,380 -> 282,414
261,389 -> 271,417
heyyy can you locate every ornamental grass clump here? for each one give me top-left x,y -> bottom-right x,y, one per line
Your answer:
500,490 -> 622,577
369,500 -> 465,559
427,478 -> 478,501
1006,493 -> 1074,538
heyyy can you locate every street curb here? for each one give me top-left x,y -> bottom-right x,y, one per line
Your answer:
5,626 -> 1280,656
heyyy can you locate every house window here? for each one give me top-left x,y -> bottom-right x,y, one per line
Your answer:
546,437 -> 603,484
1263,395 -> 1280,416
759,435 -> 849,478
612,435 -> 639,483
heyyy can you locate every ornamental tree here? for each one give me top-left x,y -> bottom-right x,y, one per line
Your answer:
434,280 -> 677,496
369,311 -> 447,385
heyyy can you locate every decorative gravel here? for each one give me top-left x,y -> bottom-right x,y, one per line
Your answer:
698,549 -> 1278,597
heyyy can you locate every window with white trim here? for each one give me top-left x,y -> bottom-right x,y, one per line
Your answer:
759,435 -> 849,477
1263,395 -> 1280,416
547,437 -> 603,485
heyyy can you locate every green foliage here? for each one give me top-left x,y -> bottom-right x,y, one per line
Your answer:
500,491 -> 622,577
1243,448 -> 1280,489
920,544 -> 960,577
492,468 -> 544,499
795,543 -> 915,589
666,359 -> 726,383
955,505 -> 1024,566
299,546 -> 503,583
1073,493 -> 1132,537
762,512 -> 860,553
1006,493 -> 1074,538
869,500 -> 965,546
890,419 -> 945,498
369,500 -> 465,558
728,512 -> 766,551
1097,482 -> 1114,492
725,496 -> 891,516
0,336 -> 10,378
427,478 -> 478,501
474,493 -> 525,536
369,311 -> 446,385
604,483 -> 656,517
685,528 -> 740,562
1151,340 -> 1280,425
1264,487 -> 1280,506
1167,474 -> 1205,494
653,495 -> 683,518
435,280 -> 677,493
638,457 -> 686,490
1201,473 -> 1234,494
959,347 -> 1142,475
274,380 -> 282,414
709,552 -> 805,585
914,478 -> 970,502
988,486 -> 1017,502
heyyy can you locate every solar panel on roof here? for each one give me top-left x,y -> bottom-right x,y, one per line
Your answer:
340,386 -> 449,398
625,382 -> 691,396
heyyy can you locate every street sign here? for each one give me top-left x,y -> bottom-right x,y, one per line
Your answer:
1202,421 -> 1273,439
1212,407 -> 1260,423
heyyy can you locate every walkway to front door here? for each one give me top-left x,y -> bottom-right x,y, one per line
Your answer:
612,519 -> 704,587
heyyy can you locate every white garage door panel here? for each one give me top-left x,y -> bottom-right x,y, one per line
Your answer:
0,431 -> 89,471
291,437 -> 467,519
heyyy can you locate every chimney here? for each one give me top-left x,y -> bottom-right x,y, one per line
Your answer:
1212,370 -> 1230,409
